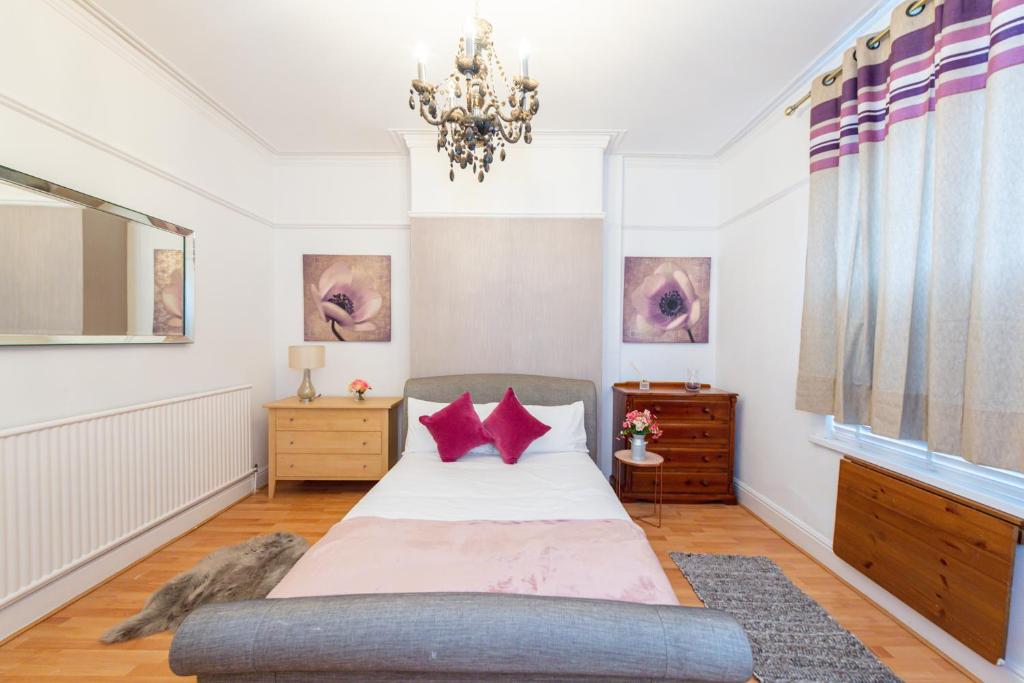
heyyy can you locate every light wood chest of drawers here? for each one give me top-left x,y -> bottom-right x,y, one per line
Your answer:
612,382 -> 738,504
264,396 -> 402,498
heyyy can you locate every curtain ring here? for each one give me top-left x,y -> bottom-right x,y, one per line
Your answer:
907,0 -> 926,17
867,37 -> 881,50
823,73 -> 837,86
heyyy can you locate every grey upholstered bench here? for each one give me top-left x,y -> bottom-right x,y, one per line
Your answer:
169,592 -> 753,682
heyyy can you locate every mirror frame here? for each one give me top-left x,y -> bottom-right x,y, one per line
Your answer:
0,165 -> 195,345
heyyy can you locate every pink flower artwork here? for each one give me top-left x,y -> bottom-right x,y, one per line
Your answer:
622,257 -> 710,343
153,249 -> 184,336
303,255 -> 391,342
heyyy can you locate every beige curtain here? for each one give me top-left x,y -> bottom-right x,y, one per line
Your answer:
796,0 -> 1024,472
409,216 -> 602,391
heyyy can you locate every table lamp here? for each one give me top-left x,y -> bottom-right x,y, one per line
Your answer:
288,345 -> 325,402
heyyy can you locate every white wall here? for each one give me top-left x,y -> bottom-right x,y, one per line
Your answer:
403,131 -> 608,217
619,157 -> 720,387
273,157 -> 409,227
270,157 -> 410,401
716,90 -> 1024,683
0,1 -> 274,473
597,156 -> 721,472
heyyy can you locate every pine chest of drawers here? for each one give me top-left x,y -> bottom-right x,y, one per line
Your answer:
612,383 -> 738,504
264,396 -> 402,498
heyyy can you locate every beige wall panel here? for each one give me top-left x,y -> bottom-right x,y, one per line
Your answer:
410,217 -> 602,390
82,209 -> 128,334
0,206 -> 83,334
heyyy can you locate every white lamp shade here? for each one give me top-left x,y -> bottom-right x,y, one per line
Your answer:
288,345 -> 325,370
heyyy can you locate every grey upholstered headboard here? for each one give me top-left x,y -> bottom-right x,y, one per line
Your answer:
401,373 -> 598,462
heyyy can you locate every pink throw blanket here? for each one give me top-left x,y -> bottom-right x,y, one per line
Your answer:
268,516 -> 678,605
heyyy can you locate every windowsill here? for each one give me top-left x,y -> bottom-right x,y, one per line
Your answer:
810,433 -> 1024,520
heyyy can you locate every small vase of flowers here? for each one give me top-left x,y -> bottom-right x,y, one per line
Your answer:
348,378 -> 371,401
620,409 -> 662,461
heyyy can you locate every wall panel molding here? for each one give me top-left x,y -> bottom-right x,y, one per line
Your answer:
0,91 -> 274,228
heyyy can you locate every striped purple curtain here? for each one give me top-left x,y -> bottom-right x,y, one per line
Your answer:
796,0 -> 1024,472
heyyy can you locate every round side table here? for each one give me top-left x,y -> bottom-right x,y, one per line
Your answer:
613,449 -> 663,528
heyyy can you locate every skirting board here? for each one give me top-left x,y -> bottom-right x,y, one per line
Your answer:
0,472 -> 256,642
735,479 -> 1024,683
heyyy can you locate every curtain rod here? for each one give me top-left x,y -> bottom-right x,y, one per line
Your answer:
784,0 -> 930,116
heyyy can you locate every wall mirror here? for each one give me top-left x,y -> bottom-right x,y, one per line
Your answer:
0,165 -> 194,345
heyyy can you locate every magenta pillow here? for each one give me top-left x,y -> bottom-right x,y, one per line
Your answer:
419,392 -> 493,462
483,388 -> 551,464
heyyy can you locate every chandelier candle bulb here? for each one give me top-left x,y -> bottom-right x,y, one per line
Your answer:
414,43 -> 428,82
520,41 -> 530,78
464,19 -> 476,61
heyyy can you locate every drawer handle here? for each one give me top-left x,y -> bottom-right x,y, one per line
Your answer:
288,417 -> 294,422
702,407 -> 711,414
700,479 -> 710,487
702,455 -> 712,462
288,440 -> 295,446
652,404 -> 662,412
703,431 -> 711,437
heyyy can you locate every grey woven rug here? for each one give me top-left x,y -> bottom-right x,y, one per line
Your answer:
671,553 -> 902,683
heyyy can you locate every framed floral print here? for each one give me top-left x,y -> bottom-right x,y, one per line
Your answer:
303,254 -> 391,342
622,257 -> 710,343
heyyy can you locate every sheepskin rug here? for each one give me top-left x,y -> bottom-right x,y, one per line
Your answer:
101,531 -> 309,643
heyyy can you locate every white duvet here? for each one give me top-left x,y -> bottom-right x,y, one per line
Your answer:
345,449 -> 629,522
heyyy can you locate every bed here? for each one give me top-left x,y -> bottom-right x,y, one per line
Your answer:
169,374 -> 753,682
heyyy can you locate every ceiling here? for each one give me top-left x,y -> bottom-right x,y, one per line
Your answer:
91,0 -> 881,156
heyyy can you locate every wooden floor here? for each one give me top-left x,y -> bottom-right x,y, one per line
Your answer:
0,481 -> 968,682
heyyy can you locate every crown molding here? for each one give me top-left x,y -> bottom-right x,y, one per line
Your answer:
712,0 -> 902,158
50,0 -> 278,158
393,129 -> 624,152
45,0 -> 903,162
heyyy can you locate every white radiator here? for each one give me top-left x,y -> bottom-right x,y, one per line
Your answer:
0,385 -> 254,613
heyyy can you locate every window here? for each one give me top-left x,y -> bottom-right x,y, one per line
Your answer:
818,418 -> 1024,518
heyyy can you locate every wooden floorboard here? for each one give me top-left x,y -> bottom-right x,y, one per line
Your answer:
0,480 -> 968,681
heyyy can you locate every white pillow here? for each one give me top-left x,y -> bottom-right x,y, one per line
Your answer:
521,401 -> 588,455
404,396 -> 588,457
404,397 -> 498,455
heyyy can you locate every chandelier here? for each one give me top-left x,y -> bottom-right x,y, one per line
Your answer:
409,16 -> 539,183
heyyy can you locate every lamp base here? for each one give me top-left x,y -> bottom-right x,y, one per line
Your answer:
296,368 -> 319,403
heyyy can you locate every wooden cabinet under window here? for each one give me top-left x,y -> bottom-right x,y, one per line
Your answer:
612,383 -> 738,504
264,396 -> 402,498
835,457 -> 1024,663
